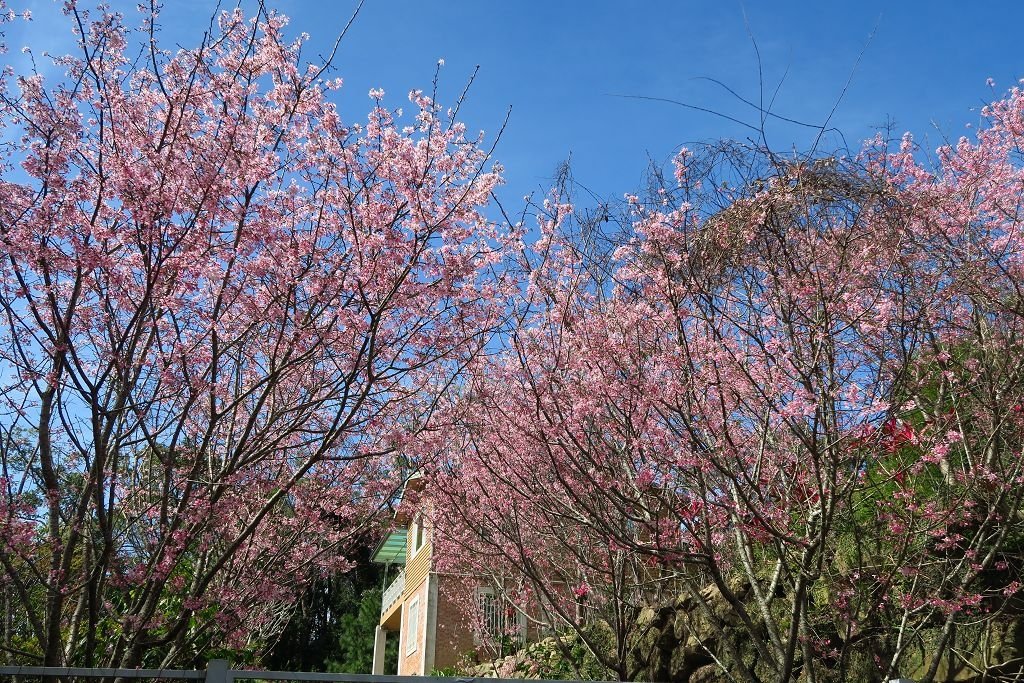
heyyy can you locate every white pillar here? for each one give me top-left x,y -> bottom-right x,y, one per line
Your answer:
372,625 -> 387,675
423,574 -> 439,675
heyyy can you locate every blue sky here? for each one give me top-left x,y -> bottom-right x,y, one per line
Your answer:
8,0 -> 1024,208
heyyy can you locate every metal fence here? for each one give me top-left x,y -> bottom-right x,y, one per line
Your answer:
0,661 -> 609,683
0,663 -> 918,683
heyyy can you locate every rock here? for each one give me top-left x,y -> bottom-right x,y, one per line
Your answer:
668,639 -> 714,681
673,610 -> 689,642
689,663 -> 722,683
891,618 -> 1024,683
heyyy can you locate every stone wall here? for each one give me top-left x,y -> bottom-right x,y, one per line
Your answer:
460,581 -> 1024,682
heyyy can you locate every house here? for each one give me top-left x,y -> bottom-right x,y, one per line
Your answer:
370,474 -> 528,675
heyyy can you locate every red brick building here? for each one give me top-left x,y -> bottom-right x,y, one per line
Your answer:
370,475 -> 528,675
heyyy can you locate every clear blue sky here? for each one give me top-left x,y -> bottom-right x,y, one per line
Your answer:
9,0 -> 1024,207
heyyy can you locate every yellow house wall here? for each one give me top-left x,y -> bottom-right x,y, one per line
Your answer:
404,540 -> 431,599
397,512 -> 434,676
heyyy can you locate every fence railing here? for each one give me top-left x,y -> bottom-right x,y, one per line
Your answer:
0,668 -> 202,681
380,566 -> 406,616
0,662 -> 916,683
0,661 -> 605,683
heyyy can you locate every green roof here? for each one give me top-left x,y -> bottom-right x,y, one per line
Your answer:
370,529 -> 408,564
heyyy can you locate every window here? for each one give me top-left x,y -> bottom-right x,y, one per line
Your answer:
537,595 -> 568,637
405,597 -> 419,656
475,587 -> 526,648
411,515 -> 426,554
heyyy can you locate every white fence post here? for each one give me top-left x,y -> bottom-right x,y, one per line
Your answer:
206,660 -> 229,683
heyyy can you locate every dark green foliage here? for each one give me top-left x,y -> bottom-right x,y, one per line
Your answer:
327,584 -> 398,674
263,551 -> 397,673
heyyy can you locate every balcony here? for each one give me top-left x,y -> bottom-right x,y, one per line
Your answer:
381,567 -> 406,617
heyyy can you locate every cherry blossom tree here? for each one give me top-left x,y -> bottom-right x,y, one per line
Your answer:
425,91 -> 1024,682
423,191 -> 687,680
0,1 -> 510,668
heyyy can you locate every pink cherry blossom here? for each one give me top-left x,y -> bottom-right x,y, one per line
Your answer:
0,3 -> 511,669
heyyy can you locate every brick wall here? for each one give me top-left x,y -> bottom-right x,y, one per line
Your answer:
432,574 -> 479,671
397,576 -> 429,675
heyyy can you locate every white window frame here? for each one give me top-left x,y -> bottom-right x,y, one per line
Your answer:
405,596 -> 420,656
537,594 -> 566,637
410,515 -> 426,556
474,586 -> 526,646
